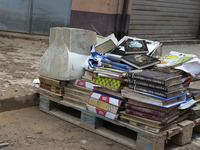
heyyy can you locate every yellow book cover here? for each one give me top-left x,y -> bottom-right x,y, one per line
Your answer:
92,74 -> 121,91
89,97 -> 119,114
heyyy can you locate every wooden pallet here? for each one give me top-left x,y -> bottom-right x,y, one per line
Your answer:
39,95 -> 200,150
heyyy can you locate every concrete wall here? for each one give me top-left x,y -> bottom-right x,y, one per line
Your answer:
70,0 -> 133,38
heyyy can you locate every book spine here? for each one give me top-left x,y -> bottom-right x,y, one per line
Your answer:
121,88 -> 163,106
102,62 -> 131,72
39,76 -> 61,87
64,87 -> 90,98
128,79 -> 167,91
86,104 -> 118,120
64,92 -> 89,104
131,74 -> 165,85
126,109 -> 165,122
89,97 -> 119,114
133,85 -> 168,98
101,59 -> 133,70
39,84 -> 64,95
40,82 -> 62,90
125,103 -> 166,117
90,92 -> 122,107
129,121 -> 160,133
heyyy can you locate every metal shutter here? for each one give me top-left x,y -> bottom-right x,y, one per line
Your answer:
128,0 -> 200,40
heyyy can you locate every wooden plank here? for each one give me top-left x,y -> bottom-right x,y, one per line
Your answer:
37,87 -> 63,100
166,126 -> 183,139
137,132 -> 166,150
194,118 -> 200,133
132,5 -> 200,14
96,127 -> 137,149
132,0 -> 200,10
40,95 -> 200,150
170,120 -> 194,145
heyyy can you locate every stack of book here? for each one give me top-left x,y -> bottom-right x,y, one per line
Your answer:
127,69 -> 183,98
63,80 -> 96,108
38,76 -> 67,99
120,69 -> 188,133
86,90 -> 126,120
121,87 -> 186,133
83,66 -> 128,120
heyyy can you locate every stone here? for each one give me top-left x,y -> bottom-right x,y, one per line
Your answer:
38,27 -> 96,80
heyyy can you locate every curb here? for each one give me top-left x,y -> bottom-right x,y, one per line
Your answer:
0,92 -> 39,112
0,31 -> 49,42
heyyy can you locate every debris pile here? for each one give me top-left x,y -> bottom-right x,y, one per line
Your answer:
35,27 -> 200,134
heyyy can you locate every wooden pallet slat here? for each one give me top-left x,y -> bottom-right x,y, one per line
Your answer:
39,95 -> 199,150
170,120 -> 194,145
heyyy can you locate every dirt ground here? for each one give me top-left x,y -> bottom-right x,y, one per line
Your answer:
0,107 -> 200,150
0,35 -> 48,99
0,107 -> 133,150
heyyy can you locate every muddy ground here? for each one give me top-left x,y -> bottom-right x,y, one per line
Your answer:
0,35 -> 48,99
0,107 -> 133,150
0,34 -> 200,150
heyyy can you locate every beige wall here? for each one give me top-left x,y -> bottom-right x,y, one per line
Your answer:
71,0 -> 132,15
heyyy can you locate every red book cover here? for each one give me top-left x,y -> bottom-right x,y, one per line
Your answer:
125,103 -> 167,117
126,108 -> 178,124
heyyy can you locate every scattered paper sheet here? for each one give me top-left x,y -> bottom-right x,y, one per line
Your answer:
157,51 -> 197,68
178,99 -> 197,110
175,57 -> 200,77
33,78 -> 40,84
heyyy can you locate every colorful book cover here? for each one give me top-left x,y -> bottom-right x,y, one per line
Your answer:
75,80 -> 96,90
90,91 -> 122,107
89,97 -> 119,114
157,51 -> 196,67
92,74 -> 122,91
86,104 -> 118,120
